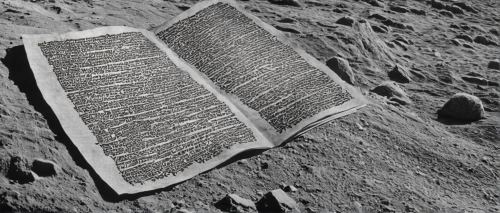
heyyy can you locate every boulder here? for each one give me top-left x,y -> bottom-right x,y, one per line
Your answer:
487,60 -> 500,70
6,156 -> 35,184
257,189 -> 298,212
474,35 -> 491,45
215,194 -> 256,212
438,93 -> 485,121
336,16 -> 356,27
388,64 -> 411,83
31,158 -> 59,177
326,57 -> 355,84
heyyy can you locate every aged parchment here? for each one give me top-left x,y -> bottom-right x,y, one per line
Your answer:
22,0 -> 366,195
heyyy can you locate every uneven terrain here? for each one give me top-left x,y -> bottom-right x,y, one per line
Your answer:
0,0 -> 499,212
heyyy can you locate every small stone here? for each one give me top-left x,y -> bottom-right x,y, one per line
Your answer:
283,185 -> 298,192
215,194 -> 257,212
336,16 -> 356,27
31,158 -> 59,177
438,93 -> 485,121
257,189 -> 298,212
388,64 -> 411,83
487,60 -> 499,70
326,57 -> 355,84
173,199 -> 186,208
371,81 -> 411,105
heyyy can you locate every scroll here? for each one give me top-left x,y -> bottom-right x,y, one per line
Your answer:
22,0 -> 366,195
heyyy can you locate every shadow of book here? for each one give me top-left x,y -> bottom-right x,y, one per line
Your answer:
1,45 -> 269,201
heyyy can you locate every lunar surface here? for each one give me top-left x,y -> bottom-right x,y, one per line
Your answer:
0,0 -> 499,212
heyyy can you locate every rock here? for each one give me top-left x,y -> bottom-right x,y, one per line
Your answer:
268,0 -> 301,7
455,34 -> 473,42
463,43 -> 474,49
284,185 -> 298,192
474,35 -> 495,46
450,39 -> 461,46
352,201 -> 363,213
450,24 -> 460,29
410,8 -> 426,16
173,209 -> 193,213
431,1 -> 446,10
361,0 -> 384,7
256,189 -> 298,212
215,194 -> 257,212
31,158 -> 59,177
173,199 -> 186,208
326,57 -> 355,84
490,28 -> 499,36
371,81 -> 411,105
336,16 -> 356,27
438,93 -> 485,121
368,13 -> 387,21
372,25 -> 388,33
388,64 -> 411,83
381,19 -> 407,30
461,76 -> 489,86
447,5 -> 465,14
453,2 -> 478,13
439,10 -> 454,18
389,5 -> 410,13
488,60 -> 500,70
6,156 -> 35,184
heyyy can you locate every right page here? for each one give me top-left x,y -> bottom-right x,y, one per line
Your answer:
154,0 -> 367,145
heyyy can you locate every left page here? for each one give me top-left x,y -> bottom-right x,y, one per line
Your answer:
22,26 -> 272,195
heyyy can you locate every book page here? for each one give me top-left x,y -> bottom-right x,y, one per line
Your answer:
154,0 -> 367,144
22,26 -> 271,195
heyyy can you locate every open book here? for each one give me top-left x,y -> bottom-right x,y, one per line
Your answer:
22,0 -> 366,195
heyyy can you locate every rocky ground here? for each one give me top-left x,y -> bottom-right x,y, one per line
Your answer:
0,0 -> 499,212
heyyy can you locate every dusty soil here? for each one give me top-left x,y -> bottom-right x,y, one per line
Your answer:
0,0 -> 499,212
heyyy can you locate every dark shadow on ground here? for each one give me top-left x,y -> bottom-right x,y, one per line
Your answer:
436,115 -> 474,125
0,45 -> 270,202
